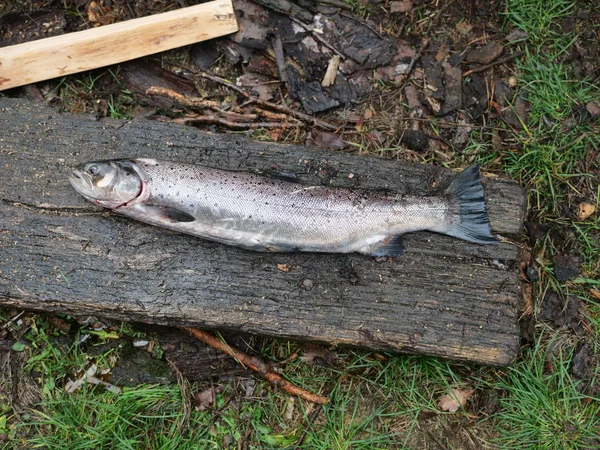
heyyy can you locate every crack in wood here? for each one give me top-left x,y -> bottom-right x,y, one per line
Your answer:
0,198 -> 100,215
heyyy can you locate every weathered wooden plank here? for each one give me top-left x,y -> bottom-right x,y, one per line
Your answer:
0,98 -> 525,366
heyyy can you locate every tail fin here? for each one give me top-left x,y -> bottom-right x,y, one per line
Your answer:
443,165 -> 497,244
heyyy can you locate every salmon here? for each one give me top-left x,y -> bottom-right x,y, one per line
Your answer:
69,159 -> 496,256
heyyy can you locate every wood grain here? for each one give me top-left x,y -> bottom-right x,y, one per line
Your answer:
0,98 -> 526,366
0,1 -> 238,91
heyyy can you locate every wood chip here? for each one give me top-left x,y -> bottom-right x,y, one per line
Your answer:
321,55 -> 341,87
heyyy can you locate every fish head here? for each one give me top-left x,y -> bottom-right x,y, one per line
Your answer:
69,159 -> 144,209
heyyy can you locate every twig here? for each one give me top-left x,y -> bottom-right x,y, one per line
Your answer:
166,358 -> 192,432
173,116 -> 295,130
182,327 -> 330,405
1,310 -> 25,329
290,17 -> 347,60
292,401 -> 324,449
146,86 -> 272,125
462,51 -> 524,77
253,108 -> 293,121
398,38 -> 430,89
314,0 -> 351,9
338,12 -> 383,39
191,69 -> 339,130
146,86 -> 220,109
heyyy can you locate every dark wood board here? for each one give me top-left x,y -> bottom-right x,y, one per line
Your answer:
0,98 -> 525,366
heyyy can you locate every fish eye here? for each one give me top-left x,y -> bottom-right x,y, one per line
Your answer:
87,165 -> 99,176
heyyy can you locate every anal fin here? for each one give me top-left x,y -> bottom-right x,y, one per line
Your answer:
368,235 -> 406,257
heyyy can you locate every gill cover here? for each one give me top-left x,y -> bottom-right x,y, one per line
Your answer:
69,159 -> 144,209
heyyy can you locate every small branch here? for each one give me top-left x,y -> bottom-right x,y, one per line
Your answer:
182,327 -> 330,405
462,51 -> 524,77
191,69 -> 339,131
146,86 -> 220,109
173,116 -> 294,129
254,108 -> 294,122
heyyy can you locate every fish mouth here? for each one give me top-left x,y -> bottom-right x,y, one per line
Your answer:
69,169 -> 94,194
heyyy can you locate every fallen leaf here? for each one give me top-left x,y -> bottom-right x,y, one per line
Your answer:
269,130 -> 281,142
11,342 -> 26,352
585,101 -> 600,118
300,343 -> 339,367
578,202 -> 596,220
505,29 -> 528,42
390,1 -> 413,13
456,21 -> 473,35
277,263 -> 291,272
590,289 -> 600,300
47,315 -> 71,333
465,41 -> 504,64
284,397 -> 295,421
553,252 -> 582,282
438,388 -> 474,413
87,1 -> 113,26
305,130 -> 345,150
194,386 -> 223,411
571,343 -> 593,381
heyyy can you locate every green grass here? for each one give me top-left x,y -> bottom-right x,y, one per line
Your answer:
490,336 -> 599,449
27,385 -> 196,449
505,0 -> 575,47
501,58 -> 598,213
486,1 -> 600,446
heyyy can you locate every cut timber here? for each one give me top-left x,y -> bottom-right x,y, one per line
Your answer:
0,98 -> 526,366
0,1 -> 238,91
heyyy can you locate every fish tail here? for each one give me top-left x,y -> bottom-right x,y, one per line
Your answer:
443,165 -> 497,244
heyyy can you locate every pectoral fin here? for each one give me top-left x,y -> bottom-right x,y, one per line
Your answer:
368,236 -> 406,257
137,204 -> 196,223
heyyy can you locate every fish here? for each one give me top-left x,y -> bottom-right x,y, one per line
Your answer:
68,158 -> 497,256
